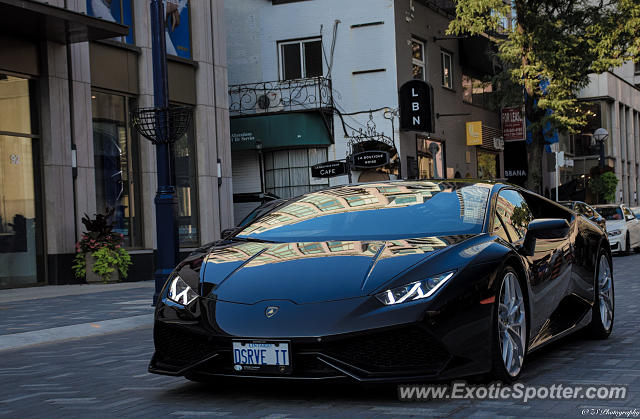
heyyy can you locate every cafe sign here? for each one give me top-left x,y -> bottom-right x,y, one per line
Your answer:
352,151 -> 390,169
311,160 -> 348,178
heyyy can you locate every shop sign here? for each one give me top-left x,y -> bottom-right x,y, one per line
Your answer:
493,136 -> 505,151
352,151 -> 389,169
502,107 -> 525,142
466,121 -> 482,146
504,141 -> 528,186
399,80 -> 435,132
311,161 -> 348,178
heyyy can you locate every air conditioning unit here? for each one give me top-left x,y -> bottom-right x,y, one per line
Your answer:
255,90 -> 283,113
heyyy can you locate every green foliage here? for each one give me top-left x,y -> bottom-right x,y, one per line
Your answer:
447,0 -> 640,191
588,172 -> 619,203
73,208 -> 131,283
72,248 -> 132,283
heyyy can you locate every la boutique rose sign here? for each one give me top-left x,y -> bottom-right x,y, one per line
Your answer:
352,151 -> 390,169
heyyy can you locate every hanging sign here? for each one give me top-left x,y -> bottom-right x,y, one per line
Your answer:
466,121 -> 482,146
311,161 -> 348,178
502,107 -> 525,142
399,80 -> 435,132
352,151 -> 390,169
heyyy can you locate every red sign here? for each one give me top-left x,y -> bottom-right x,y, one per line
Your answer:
502,107 -> 525,142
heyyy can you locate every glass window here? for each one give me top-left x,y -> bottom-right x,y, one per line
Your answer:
477,150 -> 499,179
279,39 -> 323,80
92,91 -> 142,247
170,122 -> 199,247
0,75 -> 41,288
441,50 -> 453,88
264,148 -> 329,199
462,74 -> 494,108
237,182 -> 491,242
417,137 -> 445,179
596,206 -> 623,220
493,214 -> 510,242
411,38 -> 426,81
496,189 -> 533,242
86,0 -> 134,44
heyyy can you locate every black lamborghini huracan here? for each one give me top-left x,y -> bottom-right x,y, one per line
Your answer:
149,180 -> 613,383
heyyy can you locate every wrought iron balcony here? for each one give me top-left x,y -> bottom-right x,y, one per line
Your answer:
228,77 -> 333,116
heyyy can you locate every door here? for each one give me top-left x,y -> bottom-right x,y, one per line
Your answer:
623,206 -> 640,247
496,189 -> 572,338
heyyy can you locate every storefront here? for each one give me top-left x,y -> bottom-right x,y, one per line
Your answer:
230,111 -> 333,221
0,0 -> 128,288
0,74 -> 42,288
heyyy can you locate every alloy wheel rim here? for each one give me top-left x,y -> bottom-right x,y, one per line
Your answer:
598,254 -> 613,331
498,272 -> 527,377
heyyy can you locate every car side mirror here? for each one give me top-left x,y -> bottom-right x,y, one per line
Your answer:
518,218 -> 570,256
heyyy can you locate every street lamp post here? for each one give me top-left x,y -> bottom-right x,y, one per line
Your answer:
149,0 -> 178,304
593,127 -> 609,169
132,0 -> 192,305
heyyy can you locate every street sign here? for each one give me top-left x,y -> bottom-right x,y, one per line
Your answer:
352,151 -> 390,169
311,160 -> 348,178
399,80 -> 435,132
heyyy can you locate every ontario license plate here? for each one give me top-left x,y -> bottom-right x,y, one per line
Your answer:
232,341 -> 291,374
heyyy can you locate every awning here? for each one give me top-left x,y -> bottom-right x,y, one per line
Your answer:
230,112 -> 333,151
0,0 -> 129,44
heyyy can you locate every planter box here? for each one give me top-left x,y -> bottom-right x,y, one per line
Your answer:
85,253 -> 120,284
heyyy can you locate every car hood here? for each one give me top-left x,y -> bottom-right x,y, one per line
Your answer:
605,219 -> 625,232
200,235 -> 472,304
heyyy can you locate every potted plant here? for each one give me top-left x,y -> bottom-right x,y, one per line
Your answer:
72,208 -> 132,283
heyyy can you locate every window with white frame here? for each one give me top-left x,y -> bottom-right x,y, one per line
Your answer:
279,38 -> 323,80
411,38 -> 426,80
441,50 -> 453,88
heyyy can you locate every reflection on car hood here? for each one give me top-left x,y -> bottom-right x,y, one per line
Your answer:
605,220 -> 625,231
201,235 -> 472,304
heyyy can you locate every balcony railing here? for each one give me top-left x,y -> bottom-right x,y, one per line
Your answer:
228,77 -> 333,116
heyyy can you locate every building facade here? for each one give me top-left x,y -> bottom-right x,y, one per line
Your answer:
0,0 -> 233,289
225,0 -> 504,222
548,69 -> 640,206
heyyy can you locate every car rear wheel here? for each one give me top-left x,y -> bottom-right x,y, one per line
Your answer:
589,251 -> 614,339
491,267 -> 527,382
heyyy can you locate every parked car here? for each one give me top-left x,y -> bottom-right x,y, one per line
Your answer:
150,180 -> 613,384
559,201 -> 607,231
594,204 -> 640,254
631,206 -> 640,220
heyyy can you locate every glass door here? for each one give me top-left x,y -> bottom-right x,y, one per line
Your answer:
0,74 -> 41,288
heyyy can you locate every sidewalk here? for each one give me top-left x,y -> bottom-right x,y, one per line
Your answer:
0,281 -> 156,352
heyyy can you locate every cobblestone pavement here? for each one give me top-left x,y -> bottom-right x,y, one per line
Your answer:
1,255 -> 639,418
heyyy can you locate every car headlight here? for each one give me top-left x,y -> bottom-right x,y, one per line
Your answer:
375,271 -> 455,305
608,229 -> 622,237
167,275 -> 199,305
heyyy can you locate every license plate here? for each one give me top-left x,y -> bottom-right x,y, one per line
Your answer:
232,341 -> 291,374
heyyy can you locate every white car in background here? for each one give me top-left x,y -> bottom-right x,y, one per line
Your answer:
594,204 -> 640,254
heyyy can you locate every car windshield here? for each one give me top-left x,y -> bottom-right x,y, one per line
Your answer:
235,182 -> 491,242
597,207 -> 623,221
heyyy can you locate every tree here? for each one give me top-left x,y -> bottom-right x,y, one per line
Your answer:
588,171 -> 619,203
447,0 -> 640,193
